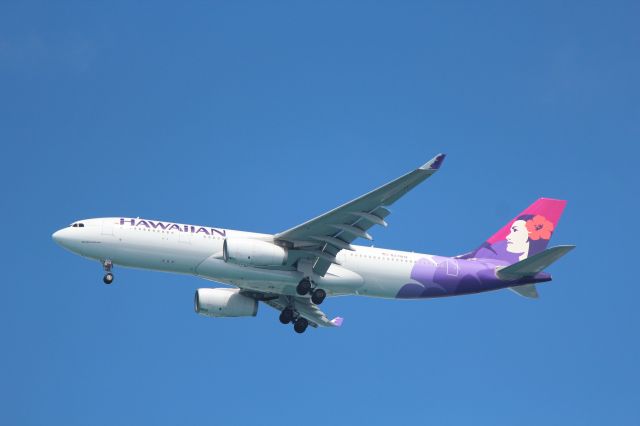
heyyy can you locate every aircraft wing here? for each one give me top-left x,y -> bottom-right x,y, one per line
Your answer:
264,295 -> 343,328
275,153 -> 446,276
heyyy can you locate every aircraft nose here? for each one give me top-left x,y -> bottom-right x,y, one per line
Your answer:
52,228 -> 70,246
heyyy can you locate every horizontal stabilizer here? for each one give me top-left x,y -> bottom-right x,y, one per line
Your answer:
509,284 -> 539,299
497,245 -> 575,281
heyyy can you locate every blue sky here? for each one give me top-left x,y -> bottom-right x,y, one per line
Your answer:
1,1 -> 638,424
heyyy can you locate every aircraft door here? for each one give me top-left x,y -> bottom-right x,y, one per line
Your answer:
446,259 -> 459,276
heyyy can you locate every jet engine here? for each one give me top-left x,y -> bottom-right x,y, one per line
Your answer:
194,288 -> 258,318
223,238 -> 287,267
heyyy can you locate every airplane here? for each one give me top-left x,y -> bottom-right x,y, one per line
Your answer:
52,154 -> 575,333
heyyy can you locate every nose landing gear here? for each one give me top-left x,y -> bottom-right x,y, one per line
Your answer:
102,259 -> 114,285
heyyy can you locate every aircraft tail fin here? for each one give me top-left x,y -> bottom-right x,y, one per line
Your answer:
497,245 -> 575,281
459,198 -> 568,264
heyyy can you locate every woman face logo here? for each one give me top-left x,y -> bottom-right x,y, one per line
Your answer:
506,219 -> 530,259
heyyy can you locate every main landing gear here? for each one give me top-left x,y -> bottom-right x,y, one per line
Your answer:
311,288 -> 326,305
102,259 -> 114,285
278,306 -> 310,334
296,277 -> 327,305
293,317 -> 309,334
279,308 -> 294,324
296,277 -> 312,295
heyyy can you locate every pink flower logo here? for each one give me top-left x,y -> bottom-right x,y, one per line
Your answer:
526,215 -> 554,240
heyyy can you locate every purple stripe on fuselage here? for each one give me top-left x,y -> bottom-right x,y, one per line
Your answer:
396,256 -> 550,299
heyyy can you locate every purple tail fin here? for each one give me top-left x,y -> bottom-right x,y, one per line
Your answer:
459,198 -> 567,264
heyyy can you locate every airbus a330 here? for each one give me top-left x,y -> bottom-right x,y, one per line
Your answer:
52,154 -> 574,333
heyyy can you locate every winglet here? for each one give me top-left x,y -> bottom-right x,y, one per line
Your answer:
330,317 -> 344,327
420,153 -> 446,171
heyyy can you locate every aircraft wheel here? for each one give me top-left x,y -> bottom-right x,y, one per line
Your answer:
103,273 -> 114,285
279,308 -> 294,324
293,317 -> 309,334
311,288 -> 326,305
296,278 -> 312,296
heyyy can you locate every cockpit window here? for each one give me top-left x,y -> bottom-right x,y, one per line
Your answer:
78,223 -> 84,227
70,223 -> 85,228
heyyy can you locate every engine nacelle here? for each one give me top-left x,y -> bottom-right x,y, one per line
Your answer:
223,238 -> 288,266
194,288 -> 258,318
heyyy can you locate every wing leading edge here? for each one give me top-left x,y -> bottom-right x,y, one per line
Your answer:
275,154 -> 446,276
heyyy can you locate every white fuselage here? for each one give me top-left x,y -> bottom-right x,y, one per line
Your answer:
52,217 -> 438,299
